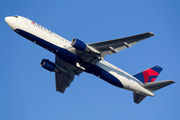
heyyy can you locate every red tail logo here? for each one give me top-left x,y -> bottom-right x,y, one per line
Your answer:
133,66 -> 163,83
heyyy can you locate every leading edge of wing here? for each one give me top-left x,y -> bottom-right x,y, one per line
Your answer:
88,32 -> 155,52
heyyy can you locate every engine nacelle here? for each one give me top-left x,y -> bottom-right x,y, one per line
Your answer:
71,38 -> 87,51
40,59 -> 55,72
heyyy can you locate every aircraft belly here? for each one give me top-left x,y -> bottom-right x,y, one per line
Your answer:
85,64 -> 123,88
109,71 -> 138,91
15,29 -> 78,66
100,69 -> 123,88
95,62 -> 154,96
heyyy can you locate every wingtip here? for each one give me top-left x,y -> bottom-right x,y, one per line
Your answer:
149,32 -> 155,36
171,80 -> 175,83
166,80 -> 175,84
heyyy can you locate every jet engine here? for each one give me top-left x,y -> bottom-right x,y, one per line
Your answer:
71,38 -> 87,51
40,59 -> 55,72
71,38 -> 100,54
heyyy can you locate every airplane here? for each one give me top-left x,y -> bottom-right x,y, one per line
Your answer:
5,15 -> 175,104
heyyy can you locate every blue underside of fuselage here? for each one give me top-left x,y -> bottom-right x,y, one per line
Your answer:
15,29 -> 123,88
85,64 -> 123,88
15,29 -> 78,65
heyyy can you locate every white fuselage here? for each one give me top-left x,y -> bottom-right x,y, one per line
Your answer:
5,16 -> 154,97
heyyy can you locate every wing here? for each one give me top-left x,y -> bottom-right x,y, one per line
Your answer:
55,72 -> 74,93
68,32 -> 154,65
88,32 -> 155,57
55,55 -> 83,93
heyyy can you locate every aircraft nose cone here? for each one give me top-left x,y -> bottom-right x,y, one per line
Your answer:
5,17 -> 10,24
5,16 -> 17,30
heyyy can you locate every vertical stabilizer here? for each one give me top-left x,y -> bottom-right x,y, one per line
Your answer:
133,66 -> 163,83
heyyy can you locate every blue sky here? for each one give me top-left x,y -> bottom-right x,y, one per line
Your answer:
1,0 -> 179,119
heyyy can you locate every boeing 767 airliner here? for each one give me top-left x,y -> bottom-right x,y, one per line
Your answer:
5,15 -> 175,104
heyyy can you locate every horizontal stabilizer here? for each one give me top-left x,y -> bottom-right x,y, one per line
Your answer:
133,92 -> 146,104
141,80 -> 175,92
134,80 -> 175,104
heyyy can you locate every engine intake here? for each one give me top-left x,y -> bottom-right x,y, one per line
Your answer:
40,59 -> 55,72
71,38 -> 87,51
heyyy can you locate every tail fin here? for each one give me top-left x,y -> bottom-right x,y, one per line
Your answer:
133,66 -> 163,83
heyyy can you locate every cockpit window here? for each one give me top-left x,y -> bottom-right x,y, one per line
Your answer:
14,16 -> 18,18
